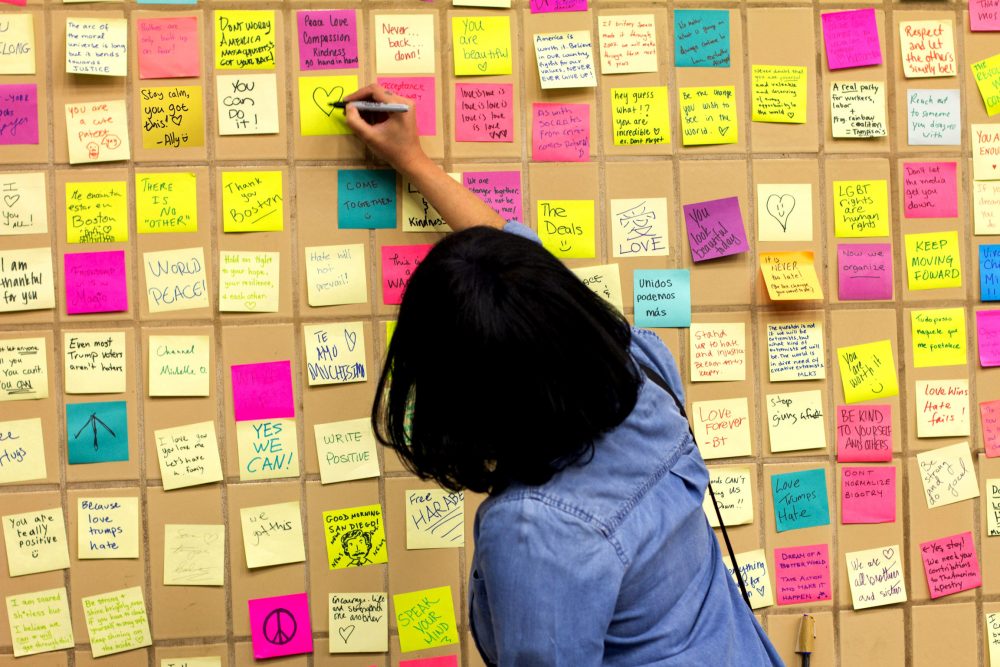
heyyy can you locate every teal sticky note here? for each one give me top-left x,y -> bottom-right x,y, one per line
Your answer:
338,169 -> 397,229
634,269 -> 691,328
771,468 -> 829,532
66,401 -> 128,464
981,245 -> 1000,301
674,10 -> 731,68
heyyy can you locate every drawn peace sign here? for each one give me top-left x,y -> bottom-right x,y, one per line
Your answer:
262,608 -> 297,646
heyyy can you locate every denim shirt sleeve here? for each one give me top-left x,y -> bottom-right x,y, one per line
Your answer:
503,220 -> 540,243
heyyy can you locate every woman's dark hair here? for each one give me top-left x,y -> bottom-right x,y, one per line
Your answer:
372,226 -> 640,494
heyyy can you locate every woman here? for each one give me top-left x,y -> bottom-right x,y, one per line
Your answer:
344,84 -> 784,666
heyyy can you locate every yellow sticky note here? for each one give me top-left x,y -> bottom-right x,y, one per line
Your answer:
314,418 -> 381,485
65,181 -> 128,244
65,100 -> 131,165
900,21 -> 956,78
82,587 -> 152,658
63,331 -> 126,394
759,251 -> 824,300
143,247 -> 210,314
406,489 -> 465,549
386,321 -> 397,347
323,504 -> 388,569
219,251 -> 280,312
988,480 -> 1000,537
703,466 -> 753,527
836,339 -> 899,405
139,86 -> 205,149
830,82 -> 886,139
236,419 -> 298,481
402,174 -> 460,233
148,335 -> 210,397
5,588 -> 75,657
972,52 -> 1000,116
611,87 -> 670,146
2,507 -> 69,576
221,171 -> 283,232
904,231 -> 961,290
303,322 -> 367,386
690,322 -> 745,382
0,172 -> 48,236
988,613 -> 1000,665
691,397 -> 752,459
833,180 -> 890,237
757,184 -> 813,242
329,593 -> 389,653
153,421 -> 223,491
160,658 -> 221,667
917,442 -> 979,508
974,181 -> 1000,235
915,379 -> 970,438
0,15 -> 36,75
846,546 -> 907,610
570,264 -> 623,312
766,390 -> 826,453
240,501 -> 305,569
537,200 -> 595,258
163,524 -> 225,586
77,497 -> 139,559
911,308 -> 966,368
374,14 -> 436,74
393,586 -> 459,652
305,244 -> 367,306
136,173 -> 198,234
751,65 -> 807,124
0,418 -> 46,485
215,11 -> 276,70
0,337 -> 48,401
723,549 -> 774,610
452,16 -> 512,76
973,124 -> 1000,181
299,75 -> 358,136
679,86 -> 738,146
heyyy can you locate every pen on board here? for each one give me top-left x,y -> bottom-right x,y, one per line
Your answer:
329,101 -> 410,113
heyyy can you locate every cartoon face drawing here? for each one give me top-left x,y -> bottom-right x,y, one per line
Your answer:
341,529 -> 373,566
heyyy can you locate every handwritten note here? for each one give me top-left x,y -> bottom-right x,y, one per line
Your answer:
756,184 -> 812,242
137,17 -> 200,79
982,247 -> 1000,302
691,397 -> 751,459
771,468 -> 829,532
231,360 -> 294,422
597,15 -> 656,74
833,179 -> 889,237
830,82 -> 886,138
723,549 -> 774,609
981,400 -> 1000,457
530,0 -> 585,13
77,497 -> 138,559
900,21 -> 955,78
299,74 -> 357,136
572,265 -> 620,312
836,339 -> 899,404
338,169 -> 395,228
5,588 -> 75,657
238,422 -> 298,478
148,335 -> 210,397
64,250 -> 128,315
611,87 -> 670,146
903,162 -> 957,219
154,421 -> 223,490
2,508 -> 69,576
767,390 -> 826,453
0,338 -> 47,401
751,66 -> 807,124
907,89 -> 960,146
679,86 -> 737,145
381,244 -> 432,305
221,171 -> 282,232
838,243 -> 892,301
534,31 -> 596,89
703,466 -> 753,527
140,86 -> 205,149
240,501 -> 305,569
329,593 -> 388,653
394,586 -> 459,653
324,504 -> 388,569
977,184 -> 1000,234
973,53 -> 1000,117
971,0 -> 1000,31
689,322 -> 744,381
846,545 -> 906,609
532,102 -> 589,161
610,197 -> 668,257
988,479 -> 1000,535
305,243 -> 367,306
980,309 -> 1000,367
66,400 -> 128,464
837,405 -> 892,462
215,11 -> 275,69
217,74 -> 280,135
248,593 -> 312,659
82,587 -> 151,658
374,14 -> 435,74
453,16 -> 511,76
406,489 -> 464,549
683,196 -> 748,262
633,269 -> 691,328
0,172 -> 47,236
297,10 -> 358,70
774,544 -> 831,605
760,252 -> 823,301
904,230 -> 961,290
767,322 -> 825,382
464,171 -> 522,222
674,9 -> 729,68
455,83 -> 513,142
66,181 -> 127,243
163,524 -> 224,586
304,322 -> 366,386
403,175 -> 452,232
0,84 -> 37,146
0,247 -> 53,313
65,100 -> 131,164
135,172 -> 197,234
380,77 -> 436,136
822,9 -> 881,70
973,124 -> 1000,181
917,443 -> 978,508
219,251 -> 279,312
842,466 -> 895,523
537,200 -> 595,258
143,247 -> 208,314
911,308 -> 965,368
66,18 -> 127,76
920,532 -> 981,599
63,331 -> 124,394
314,417 -> 379,484
0,15 -> 35,75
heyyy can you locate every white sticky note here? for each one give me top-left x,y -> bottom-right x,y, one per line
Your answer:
917,442 -> 979,509
703,465 -> 753,527
846,545 -> 907,609
756,184 -> 813,242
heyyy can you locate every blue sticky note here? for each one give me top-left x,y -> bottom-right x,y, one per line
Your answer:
66,401 -> 128,464
674,10 -> 731,68
981,245 -> 1000,301
771,468 -> 829,532
634,270 -> 691,328
338,169 -> 397,229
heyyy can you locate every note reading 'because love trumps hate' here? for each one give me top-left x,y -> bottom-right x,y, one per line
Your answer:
683,196 -> 748,262
774,544 -> 831,606
836,404 -> 892,462
393,586 -> 459,652
77,497 -> 138,559
920,531 -> 981,599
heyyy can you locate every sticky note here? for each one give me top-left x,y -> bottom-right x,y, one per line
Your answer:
774,544 -> 831,605
329,593 -> 388,653
315,418 -> 380,484
297,10 -> 359,70
221,171 -> 283,232
154,421 -> 223,490
842,466 -> 895,524
0,172 -> 48,236
78,497 -> 138,559
751,66 -> 807,124
903,162 -> 957,218
981,400 -> 1000,458
453,17 -> 511,76
373,14 -> 435,74
338,169 -> 396,228
3,508 -> 69,576
683,196 -> 748,262
403,174 -> 455,232
163,524 -> 224,586
822,9 -> 881,70
988,480 -> 1000,535
0,338 -> 47,401
971,0 -> 1000,31
248,593 -> 313,659
634,269 -> 691,328
534,31 -> 596,89
532,103 -> 589,161
305,244 -> 367,306
5,588 -> 75,657
611,87 -> 670,146
760,252 -> 823,301
304,322 -> 367,386
757,184 -> 812,242
689,322 -> 744,381
679,86 -> 738,145
766,391 -> 826,453
143,247 -> 209,314
299,75 -> 357,136
0,417 -> 45,485
140,86 -> 205,149
215,11 -> 275,69
836,339 -> 899,405
973,53 -> 1000,116
570,264 -> 623,312
983,247 -> 1000,301
148,335 -> 210,397
767,322 -> 825,382
394,586 -> 459,652
218,251 -> 280,312
910,309 -> 965,368
972,124 -> 1000,181
907,89 -> 961,146
239,422 -> 297,488
217,74 -> 280,135
917,377 -> 968,436
82,587 -> 152,658
536,200 -> 595,258
674,10 -> 729,68
833,180 -> 889,237
380,77 -> 436,136
136,172 -> 197,233
530,0 -> 585,13
846,545 -> 906,609
917,443 -> 979,508
900,21 -> 956,78
836,405 -> 893,462
837,243 -> 893,301
703,466 -> 753,527
63,331 -> 125,394
66,18 -> 128,76
381,244 -> 432,305
830,82 -> 886,138
231,360 -> 294,422
691,397 -> 751,459
904,231 -> 961,290
240,502 -> 305,568
598,15 -> 656,74
64,250 -> 128,315
405,489 -> 464,550
454,83 -> 514,142
0,84 -> 38,146
980,310 -> 1000,367
137,17 -> 200,79
771,468 -> 829,532
324,504 -> 388,569
611,198 -> 668,257
0,247 -> 54,313
0,15 -> 35,75
65,181 -> 127,244
722,549 -> 773,610
464,171 -> 522,223
920,532 -> 981,598
65,100 -> 131,164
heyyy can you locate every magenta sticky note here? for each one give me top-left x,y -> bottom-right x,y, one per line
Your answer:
379,77 -> 436,136
682,196 -> 749,262
837,243 -> 893,301
137,17 -> 201,79
903,162 -> 958,219
455,84 -> 514,143
921,532 -> 981,599
248,593 -> 313,659
400,657 -> 459,667
977,309 -> 1000,367
0,0 -> 26,8
381,244 -> 433,305
841,466 -> 896,524
64,250 -> 128,315
231,360 -> 295,422
836,404 -> 892,462
532,103 -> 589,161
530,0 -> 586,13
774,544 -> 831,606
463,171 -> 523,223
297,10 -> 358,70
0,84 -> 39,146
821,9 -> 882,70
970,0 -> 1000,31
981,400 -> 1000,458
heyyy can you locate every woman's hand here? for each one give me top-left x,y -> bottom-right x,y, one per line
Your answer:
343,84 -> 429,176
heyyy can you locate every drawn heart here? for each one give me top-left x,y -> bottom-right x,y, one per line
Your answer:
312,86 -> 345,117
477,61 -> 488,72
3,194 -> 19,207
786,112 -> 795,119
718,126 -> 729,136
344,328 -> 358,352
882,547 -> 895,560
338,625 -> 355,643
243,301 -> 256,310
765,194 -> 796,233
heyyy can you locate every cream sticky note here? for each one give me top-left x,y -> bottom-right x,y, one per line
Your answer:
78,497 -> 139,559
973,124 -> 1000,181
240,501 -> 305,569
0,418 -> 46,485
915,379 -> 969,438
315,418 -> 380,484
679,86 -> 738,145
766,390 -> 826,453
690,322 -> 745,382
394,586 -> 459,652
570,264 -> 624,312
329,593 -> 388,653
305,244 -> 367,306
153,421 -> 223,490
0,15 -> 36,75
82,587 -> 152,658
987,479 -> 1000,537
140,86 -> 205,149
219,251 -> 280,312
760,251 -> 824,300
904,231 -> 961,290
830,81 -> 886,139
236,419 -> 298,481
65,181 -> 127,244
836,339 -> 899,404
597,15 -> 657,74
66,18 -> 128,77
972,52 -> 1000,116
722,549 -> 774,610
833,180 -> 889,237
2,508 -> 70,576
911,308 -> 966,367
161,659 -> 221,667
900,21 -> 956,78
751,65 -> 807,124
917,442 -> 979,508
406,489 -> 465,549
163,524 -> 224,586
143,247 -> 209,313
63,331 -> 125,394
136,172 -> 198,233
846,545 -> 906,609
323,504 -> 388,569
221,171 -> 283,232
534,30 -> 595,89
692,397 -> 752,459
537,200 -> 595,258
975,181 -> 1000,234
611,87 -> 670,146
303,322 -> 367,386
5,587 -> 75,657
374,14 -> 435,74
402,174 -> 460,232
0,172 -> 48,236
988,614 -> 1000,666
148,335 -> 210,397
299,75 -> 358,136
757,184 -> 813,242
0,337 -> 48,401
702,466 -> 753,527
0,247 -> 54,313
65,100 -> 131,165
215,10 -> 275,69
610,197 -> 669,257
454,16 -> 512,76
217,74 -> 281,135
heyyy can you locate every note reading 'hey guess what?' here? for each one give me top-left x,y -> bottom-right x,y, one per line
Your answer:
2,507 -> 69,576
0,337 -> 47,401
5,588 -> 75,657
841,466 -> 895,524
837,404 -> 892,462
137,17 -> 200,79
683,196 -> 748,262
154,421 -> 223,490
82,587 -> 152,658
240,501 -> 305,569
774,544 -> 831,605
382,244 -> 432,305
920,531 -> 981,599
324,504 -> 388,569
297,10 -> 358,71
703,466 -> 753,527
767,322 -> 825,382
329,593 -> 388,653
766,390 -> 826,453
305,243 -> 367,307
679,86 -> 737,146
231,360 -> 294,422
315,417 -> 380,485
394,586 -> 459,652
215,10 -> 275,70
771,468 -> 829,533
532,102 -> 589,161
249,593 -> 313,659
689,322 -> 745,382
634,269 -> 691,328
65,100 -> 131,164
917,442 -> 978,509
846,545 -> 906,609
822,9 -> 881,70
836,339 -> 899,405
611,87 -> 670,146
691,396 -> 751,460
64,250 -> 128,315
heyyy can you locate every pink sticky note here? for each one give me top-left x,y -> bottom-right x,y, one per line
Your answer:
530,0 -> 586,13
532,103 -> 589,162
682,196 -> 749,262
298,10 -> 359,70
463,171 -> 523,223
0,0 -> 26,7
400,657 -> 459,667
970,0 -> 1000,31
455,84 -> 514,143
64,250 -> 128,315
920,532 -> 981,599
821,9 -> 882,70
981,400 -> 1000,458
137,17 -> 201,80
379,77 -> 436,136
248,593 -> 313,659
841,466 -> 896,524
0,84 -> 39,146
903,162 -> 958,219
231,360 -> 295,422
977,309 -> 1000,367
837,243 -> 893,301
836,404 -> 892,462
774,544 -> 832,606
381,244 -> 433,305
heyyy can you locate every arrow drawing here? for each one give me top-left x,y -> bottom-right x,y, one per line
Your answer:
74,412 -> 116,451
